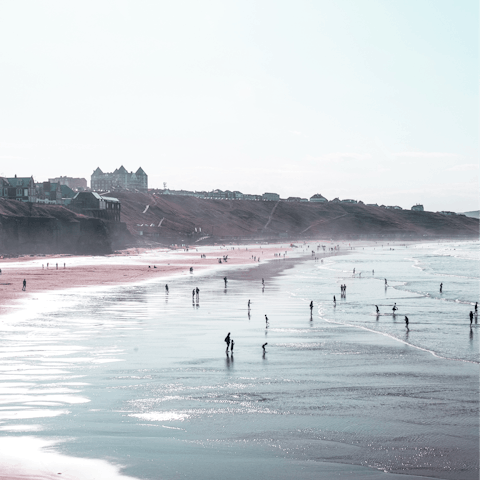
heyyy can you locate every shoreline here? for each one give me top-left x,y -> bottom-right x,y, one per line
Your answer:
0,243 -> 303,315
0,238 -> 473,315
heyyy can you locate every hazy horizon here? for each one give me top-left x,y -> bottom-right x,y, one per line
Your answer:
0,0 -> 478,212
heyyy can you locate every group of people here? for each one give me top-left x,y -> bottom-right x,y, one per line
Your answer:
340,284 -> 347,296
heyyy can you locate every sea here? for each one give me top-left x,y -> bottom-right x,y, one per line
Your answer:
0,241 -> 478,480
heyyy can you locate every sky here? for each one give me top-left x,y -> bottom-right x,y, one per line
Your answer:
0,0 -> 477,211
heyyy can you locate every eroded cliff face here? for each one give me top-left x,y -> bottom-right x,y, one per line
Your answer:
0,199 -> 130,255
113,192 -> 479,243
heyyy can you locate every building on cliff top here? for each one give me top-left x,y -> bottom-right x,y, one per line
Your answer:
91,166 -> 147,192
48,176 -> 87,191
35,182 -> 76,205
411,204 -> 424,211
70,191 -> 121,222
309,193 -> 328,202
0,175 -> 36,202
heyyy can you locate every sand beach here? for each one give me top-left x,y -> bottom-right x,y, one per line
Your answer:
0,240 -> 477,480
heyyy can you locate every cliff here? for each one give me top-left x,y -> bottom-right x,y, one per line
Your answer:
0,199 -> 130,255
112,192 -> 479,244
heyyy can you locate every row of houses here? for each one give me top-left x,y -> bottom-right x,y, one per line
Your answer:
0,175 -> 78,205
154,189 -> 329,202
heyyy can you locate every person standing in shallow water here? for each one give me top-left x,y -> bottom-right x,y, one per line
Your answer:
440,283 -> 443,293
22,279 -> 26,291
224,332 -> 231,352
230,339 -> 234,353
375,305 -> 380,314
165,284 -> 169,293
470,311 -> 474,325
405,316 -> 409,329
310,301 -> 313,312
224,277 -> 227,287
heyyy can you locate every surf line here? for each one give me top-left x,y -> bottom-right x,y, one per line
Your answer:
322,316 -> 479,365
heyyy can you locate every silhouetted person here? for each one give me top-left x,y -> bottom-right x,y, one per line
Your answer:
165,284 -> 169,293
265,314 -> 269,324
353,268 -> 355,274
192,289 -> 195,299
392,303 -> 398,314
262,342 -> 267,353
190,267 -> 193,272
375,305 -> 379,314
310,301 -> 313,312
262,278 -> 265,286
440,283 -> 443,293
224,276 -> 227,287
333,295 -> 336,305
475,302 -> 478,314
225,332 -> 231,352
405,316 -> 409,329
22,279 -> 26,291
230,339 -> 234,353
372,270 -> 374,275
196,287 -> 199,296
385,278 -> 387,285
470,311 -> 474,325
248,299 -> 251,308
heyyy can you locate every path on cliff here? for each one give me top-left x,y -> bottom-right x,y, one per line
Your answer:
262,200 -> 280,232
299,212 -> 350,234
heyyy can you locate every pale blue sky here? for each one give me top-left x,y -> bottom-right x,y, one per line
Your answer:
0,0 -> 477,211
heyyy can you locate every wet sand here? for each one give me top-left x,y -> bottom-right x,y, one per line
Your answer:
0,244 -> 298,314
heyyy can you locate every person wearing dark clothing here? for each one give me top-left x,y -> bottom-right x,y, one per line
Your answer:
165,284 -> 169,292
440,283 -> 443,293
375,305 -> 379,314
392,303 -> 398,314
230,339 -> 234,353
22,279 -> 26,291
470,311 -> 474,325
225,333 -> 231,351
262,342 -> 268,353
224,277 -> 227,287
405,316 -> 409,328
310,301 -> 313,312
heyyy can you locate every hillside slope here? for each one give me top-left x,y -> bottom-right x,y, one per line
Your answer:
113,192 -> 479,243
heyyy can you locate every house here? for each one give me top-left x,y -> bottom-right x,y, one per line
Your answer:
91,166 -> 148,192
36,182 -> 76,205
341,199 -> 357,204
411,204 -> 424,212
286,197 -> 301,202
70,191 -> 121,222
439,211 -> 456,216
48,176 -> 87,191
309,193 -> 328,202
0,175 -> 37,202
262,192 -> 280,201
366,203 -> 378,207
330,198 -> 341,203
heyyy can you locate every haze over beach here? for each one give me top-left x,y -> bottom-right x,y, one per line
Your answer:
0,1 -> 478,480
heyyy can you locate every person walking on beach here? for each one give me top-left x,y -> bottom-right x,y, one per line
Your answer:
196,287 -> 200,297
310,301 -> 313,312
392,303 -> 398,314
333,295 -> 336,305
265,314 -> 269,325
405,316 -> 409,329
192,289 -> 195,299
224,276 -> 227,287
262,278 -> 265,286
475,302 -> 477,314
165,284 -> 169,293
225,332 -> 231,352
470,311 -> 474,325
22,279 -> 26,291
230,339 -> 235,353
375,305 -> 380,314
385,278 -> 387,286
262,342 -> 267,353
248,299 -> 251,308
353,268 -> 355,275
440,283 -> 443,293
